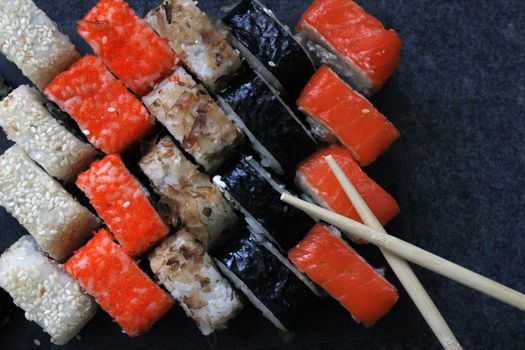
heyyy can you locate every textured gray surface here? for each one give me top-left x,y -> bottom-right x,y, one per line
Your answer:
0,0 -> 524,349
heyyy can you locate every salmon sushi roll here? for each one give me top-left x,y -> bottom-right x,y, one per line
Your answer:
0,86 -> 97,182
78,0 -> 178,95
0,0 -> 80,89
0,236 -> 98,345
296,145 -> 400,227
139,137 -> 238,250
145,0 -> 241,92
149,230 -> 243,335
297,0 -> 402,95
45,55 -> 154,154
297,65 -> 399,166
289,224 -> 399,326
142,67 -> 243,172
76,154 -> 169,257
64,229 -> 173,337
0,146 -> 101,261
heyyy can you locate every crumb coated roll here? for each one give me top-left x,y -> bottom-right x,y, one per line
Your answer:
0,86 -> 97,182
65,229 -> 173,337
297,65 -> 399,166
150,230 -> 243,335
139,136 -> 238,250
146,0 -> 241,92
0,0 -> 80,89
143,67 -> 242,172
0,236 -> 97,345
78,0 -> 178,95
45,55 -> 154,154
0,146 -> 101,261
76,154 -> 169,257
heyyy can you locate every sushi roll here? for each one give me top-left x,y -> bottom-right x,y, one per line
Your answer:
64,229 -> 173,337
223,0 -> 315,100
0,86 -> 97,182
0,146 -> 101,261
149,230 -> 243,335
145,0 -> 242,92
289,224 -> 399,326
296,0 -> 402,95
296,145 -> 400,227
297,65 -> 399,166
217,66 -> 316,175
0,236 -> 97,345
78,0 -> 178,95
0,0 -> 80,89
213,156 -> 314,251
0,75 -> 11,100
139,136 -> 238,250
215,225 -> 318,330
76,154 -> 169,257
45,55 -> 155,154
142,67 -> 243,172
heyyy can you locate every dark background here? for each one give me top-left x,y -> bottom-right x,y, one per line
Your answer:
0,0 -> 524,349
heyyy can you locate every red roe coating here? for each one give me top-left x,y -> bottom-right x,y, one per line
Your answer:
78,0 -> 178,95
44,55 -> 154,154
297,0 -> 401,88
298,65 -> 399,166
76,155 -> 169,257
65,229 -> 173,336
297,145 -> 400,226
289,224 -> 398,326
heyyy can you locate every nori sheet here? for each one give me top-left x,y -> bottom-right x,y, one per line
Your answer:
0,74 -> 11,100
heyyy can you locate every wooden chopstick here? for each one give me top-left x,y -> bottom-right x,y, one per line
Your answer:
280,193 -> 525,312
325,155 -> 461,350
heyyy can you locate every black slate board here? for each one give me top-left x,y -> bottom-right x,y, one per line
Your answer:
0,1 -> 524,349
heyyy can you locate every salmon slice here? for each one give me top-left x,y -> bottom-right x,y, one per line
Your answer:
65,229 -> 173,336
296,145 -> 400,226
298,65 -> 399,166
297,0 -> 401,94
289,224 -> 398,326
78,0 -> 178,95
76,155 -> 169,257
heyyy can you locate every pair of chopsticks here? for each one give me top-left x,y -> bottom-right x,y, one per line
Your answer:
282,156 -> 525,350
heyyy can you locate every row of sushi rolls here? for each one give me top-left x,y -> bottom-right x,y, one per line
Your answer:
0,0 -> 405,345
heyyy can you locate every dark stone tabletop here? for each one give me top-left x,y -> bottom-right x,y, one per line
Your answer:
0,0 -> 523,349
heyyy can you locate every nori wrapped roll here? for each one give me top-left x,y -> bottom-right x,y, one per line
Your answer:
223,0 -> 315,100
215,226 -> 318,330
213,156 -> 315,251
217,66 -> 316,175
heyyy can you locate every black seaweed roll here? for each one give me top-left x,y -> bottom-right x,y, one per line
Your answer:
217,66 -> 316,175
213,156 -> 315,251
223,0 -> 315,100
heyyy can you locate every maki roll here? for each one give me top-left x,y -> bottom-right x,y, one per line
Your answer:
297,65 -> 399,166
0,75 -> 11,100
145,0 -> 242,92
0,86 -> 97,182
76,154 -> 169,257
217,66 -> 316,175
45,55 -> 155,154
149,230 -> 243,335
296,0 -> 402,95
65,229 -> 173,337
0,236 -> 97,345
0,146 -> 101,261
289,224 -> 399,326
142,67 -> 243,172
215,226 -> 318,330
0,0 -> 80,89
78,0 -> 178,95
223,0 -> 315,100
213,156 -> 315,251
139,137 -> 238,250
296,146 -> 400,227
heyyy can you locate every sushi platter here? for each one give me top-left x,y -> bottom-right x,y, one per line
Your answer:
0,0 -> 523,349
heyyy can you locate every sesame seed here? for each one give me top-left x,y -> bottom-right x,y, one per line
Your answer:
33,339 -> 41,346
107,107 -> 116,113
122,201 -> 131,208
268,61 -> 276,67
362,108 -> 371,114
